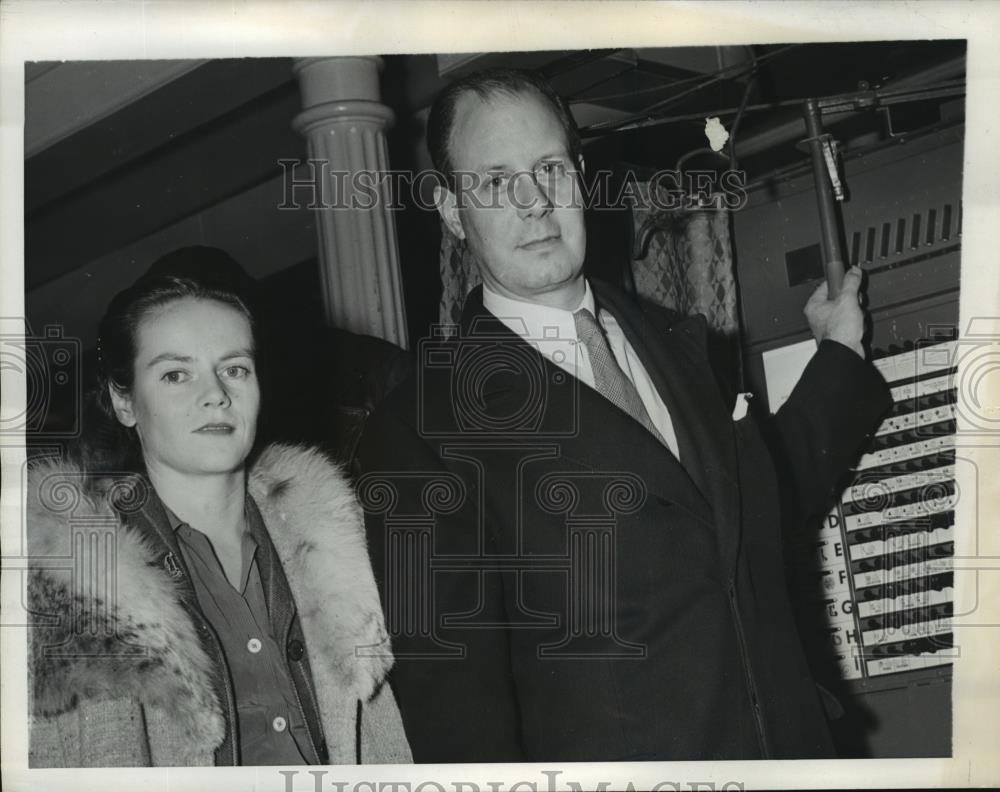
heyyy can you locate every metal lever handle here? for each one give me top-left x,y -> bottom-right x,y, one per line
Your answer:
803,98 -> 846,298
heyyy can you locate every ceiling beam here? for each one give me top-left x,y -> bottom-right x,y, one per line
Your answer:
25,59 -> 207,157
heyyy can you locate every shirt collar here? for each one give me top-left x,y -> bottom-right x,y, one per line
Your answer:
163,499 -> 256,549
166,500 -> 260,592
162,502 -> 186,533
482,280 -> 595,343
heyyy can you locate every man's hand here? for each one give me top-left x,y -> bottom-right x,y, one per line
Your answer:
803,265 -> 867,358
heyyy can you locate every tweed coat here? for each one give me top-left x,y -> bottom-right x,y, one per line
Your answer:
27,443 -> 412,766
360,282 -> 892,762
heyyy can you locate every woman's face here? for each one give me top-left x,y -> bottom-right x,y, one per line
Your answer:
109,297 -> 260,480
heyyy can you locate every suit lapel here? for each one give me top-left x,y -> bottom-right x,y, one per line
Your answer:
461,288 -> 715,527
593,282 -> 743,549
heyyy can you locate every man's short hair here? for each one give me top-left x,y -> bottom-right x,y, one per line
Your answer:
427,67 -> 583,188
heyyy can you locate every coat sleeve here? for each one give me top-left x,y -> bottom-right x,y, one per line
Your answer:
358,401 -> 525,763
30,699 -> 157,767
359,682 -> 414,763
772,339 -> 893,523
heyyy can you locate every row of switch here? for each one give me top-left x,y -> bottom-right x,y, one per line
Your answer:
849,203 -> 960,266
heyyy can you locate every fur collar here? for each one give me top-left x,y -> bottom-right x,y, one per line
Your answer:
28,443 -> 391,757
248,444 -> 392,705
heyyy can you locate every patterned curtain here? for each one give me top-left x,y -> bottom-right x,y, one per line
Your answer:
630,181 -> 739,338
439,218 -> 481,327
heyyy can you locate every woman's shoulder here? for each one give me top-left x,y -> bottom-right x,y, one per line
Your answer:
248,443 -> 361,537
25,456 -> 152,553
27,453 -> 151,508
248,443 -> 392,703
249,443 -> 355,504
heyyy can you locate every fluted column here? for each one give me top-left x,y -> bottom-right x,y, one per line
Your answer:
292,57 -> 408,348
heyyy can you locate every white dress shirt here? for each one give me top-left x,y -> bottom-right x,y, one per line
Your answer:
483,281 -> 680,459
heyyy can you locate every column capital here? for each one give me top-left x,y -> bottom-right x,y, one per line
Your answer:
292,99 -> 395,136
293,56 -> 385,106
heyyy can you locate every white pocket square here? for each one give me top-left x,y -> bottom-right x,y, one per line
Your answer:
732,392 -> 753,421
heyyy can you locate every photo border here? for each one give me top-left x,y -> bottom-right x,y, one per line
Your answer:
2,1 -> 998,790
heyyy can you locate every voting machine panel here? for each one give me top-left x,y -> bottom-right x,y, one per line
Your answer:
732,120 -> 963,757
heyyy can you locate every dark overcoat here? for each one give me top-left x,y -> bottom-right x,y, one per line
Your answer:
360,282 -> 891,762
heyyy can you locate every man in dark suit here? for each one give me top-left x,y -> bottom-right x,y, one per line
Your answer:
360,68 -> 891,762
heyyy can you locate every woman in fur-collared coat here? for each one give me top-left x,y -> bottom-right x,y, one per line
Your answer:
27,247 -> 411,767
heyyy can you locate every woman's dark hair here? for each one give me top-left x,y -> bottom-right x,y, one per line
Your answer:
426,67 -> 583,188
76,246 -> 261,478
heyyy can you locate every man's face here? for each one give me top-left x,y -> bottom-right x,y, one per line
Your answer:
439,89 -> 587,310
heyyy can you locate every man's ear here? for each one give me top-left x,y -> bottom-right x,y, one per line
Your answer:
108,384 -> 137,428
434,184 -> 465,241
576,154 -> 586,176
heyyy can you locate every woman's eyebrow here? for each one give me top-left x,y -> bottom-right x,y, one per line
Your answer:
219,349 -> 255,361
145,353 -> 193,368
145,349 -> 254,368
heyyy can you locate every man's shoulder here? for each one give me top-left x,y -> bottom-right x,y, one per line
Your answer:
590,279 -> 693,330
589,279 -> 710,361
367,367 -> 422,428
363,341 -> 450,438
364,318 -> 542,451
359,356 -> 455,471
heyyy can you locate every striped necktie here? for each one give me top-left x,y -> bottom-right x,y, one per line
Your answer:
573,307 -> 668,448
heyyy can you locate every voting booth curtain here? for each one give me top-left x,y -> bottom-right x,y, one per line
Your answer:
629,181 -> 739,337
439,217 -> 482,327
